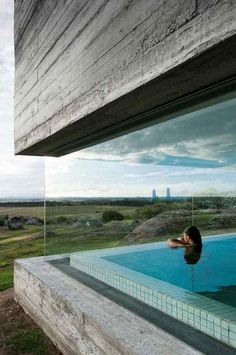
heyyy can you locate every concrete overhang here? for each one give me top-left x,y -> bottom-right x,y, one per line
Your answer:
14,1 -> 236,157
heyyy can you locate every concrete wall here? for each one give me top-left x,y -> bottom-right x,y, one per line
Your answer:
14,257 -> 202,355
14,0 -> 236,156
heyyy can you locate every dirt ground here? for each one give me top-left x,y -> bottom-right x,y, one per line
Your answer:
0,289 -> 61,355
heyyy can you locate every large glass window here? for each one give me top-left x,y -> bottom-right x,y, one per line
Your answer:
45,93 -> 236,255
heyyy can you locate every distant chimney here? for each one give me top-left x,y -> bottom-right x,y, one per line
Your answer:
166,187 -> 171,201
152,189 -> 158,202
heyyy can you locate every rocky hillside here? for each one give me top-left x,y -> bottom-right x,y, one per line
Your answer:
125,210 -> 192,243
125,209 -> 236,243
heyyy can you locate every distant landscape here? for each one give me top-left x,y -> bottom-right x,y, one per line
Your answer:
1,196 -> 236,291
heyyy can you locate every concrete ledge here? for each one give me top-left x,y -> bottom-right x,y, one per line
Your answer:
14,257 -> 201,355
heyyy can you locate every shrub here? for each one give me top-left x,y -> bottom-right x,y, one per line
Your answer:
142,207 -> 158,219
0,215 -> 6,226
135,206 -> 161,220
102,210 -> 124,223
56,216 -> 68,224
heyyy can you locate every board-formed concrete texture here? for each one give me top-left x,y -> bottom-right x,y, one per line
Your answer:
14,257 -> 203,355
14,0 -> 236,156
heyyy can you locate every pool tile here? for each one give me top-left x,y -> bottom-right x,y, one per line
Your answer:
221,334 -> 229,343
201,311 -> 207,320
189,314 -> 194,321
188,305 -> 194,314
229,331 -> 236,341
214,325 -> 221,334
221,328 -> 228,338
194,308 -> 200,316
229,322 -> 236,333
214,332 -> 221,340
207,322 -> 214,331
207,328 -> 214,336
221,320 -> 229,330
207,313 -> 214,322
176,313 -> 183,321
171,299 -> 177,307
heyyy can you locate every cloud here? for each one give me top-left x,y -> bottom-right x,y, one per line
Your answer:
72,97 -> 236,169
0,1 -> 44,199
45,151 -> 236,198
0,153 -> 44,198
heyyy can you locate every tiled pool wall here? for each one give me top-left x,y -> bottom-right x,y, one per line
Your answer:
70,239 -> 236,349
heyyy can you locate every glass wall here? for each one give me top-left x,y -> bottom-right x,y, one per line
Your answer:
45,94 -> 236,256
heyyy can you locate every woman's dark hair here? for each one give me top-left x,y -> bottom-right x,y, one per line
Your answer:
184,246 -> 202,264
184,226 -> 202,248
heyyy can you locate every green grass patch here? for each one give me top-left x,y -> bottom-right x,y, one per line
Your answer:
7,328 -> 49,355
0,266 -> 13,291
1,204 -> 236,292
0,225 -> 44,291
0,206 -> 44,219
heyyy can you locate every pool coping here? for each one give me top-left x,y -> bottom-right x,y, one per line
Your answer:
15,256 -> 205,355
70,234 -> 236,348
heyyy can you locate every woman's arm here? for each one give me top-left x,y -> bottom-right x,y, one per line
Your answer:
167,238 -> 187,248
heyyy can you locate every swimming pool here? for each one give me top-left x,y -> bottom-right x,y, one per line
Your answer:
70,234 -> 236,348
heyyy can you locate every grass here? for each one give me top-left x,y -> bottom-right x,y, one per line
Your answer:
7,328 -> 48,354
0,219 -> 129,290
0,225 -> 44,291
0,203 -> 129,290
0,203 -> 137,290
0,267 -> 13,291
1,204 -> 236,291
0,206 -> 44,219
45,232 -> 123,255
1,290 -> 60,354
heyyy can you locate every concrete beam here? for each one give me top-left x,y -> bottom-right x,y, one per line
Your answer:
14,0 -> 236,156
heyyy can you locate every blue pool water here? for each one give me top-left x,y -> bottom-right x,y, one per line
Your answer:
103,235 -> 236,307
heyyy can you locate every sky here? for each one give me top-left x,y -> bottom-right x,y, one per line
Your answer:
1,1 -> 236,200
0,1 -> 44,199
46,97 -> 236,198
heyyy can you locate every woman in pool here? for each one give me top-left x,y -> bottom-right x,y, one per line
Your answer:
167,226 -> 202,264
167,226 -> 202,248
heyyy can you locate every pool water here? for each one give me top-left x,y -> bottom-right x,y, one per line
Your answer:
103,235 -> 236,307
70,234 -> 236,348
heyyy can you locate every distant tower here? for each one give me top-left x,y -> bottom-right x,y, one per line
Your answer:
166,187 -> 171,201
152,189 -> 158,202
